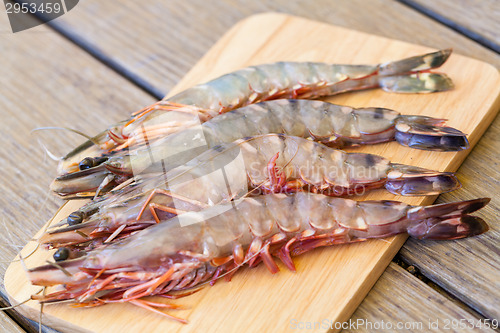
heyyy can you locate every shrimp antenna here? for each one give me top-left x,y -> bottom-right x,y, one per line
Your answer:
31,127 -> 99,145
44,260 -> 73,277
0,218 -> 46,263
0,255 -> 40,311
110,176 -> 140,192
0,297 -> 31,310
18,252 -> 28,273
39,287 -> 46,333
0,288 -> 43,310
0,198 -> 70,263
140,134 -> 284,194
31,127 -> 100,161
164,135 -> 259,184
244,136 -> 300,196
279,136 -> 299,170
93,174 -> 116,200
35,137 -> 61,161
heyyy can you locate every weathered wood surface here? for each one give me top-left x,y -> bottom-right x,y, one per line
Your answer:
0,310 -> 24,333
0,11 -> 155,333
398,0 -> 500,321
1,297 -> 54,333
405,0 -> 500,51
345,263 -> 496,333
1,0 -> 499,331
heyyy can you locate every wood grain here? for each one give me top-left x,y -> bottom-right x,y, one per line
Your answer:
0,310 -> 25,333
0,10 -> 155,333
407,0 -> 500,50
5,14 -> 500,333
47,0 -> 500,98
346,263 -> 496,333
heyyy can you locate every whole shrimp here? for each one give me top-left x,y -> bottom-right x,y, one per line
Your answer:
41,134 -> 460,252
28,192 -> 489,323
59,49 -> 453,177
51,98 -> 467,198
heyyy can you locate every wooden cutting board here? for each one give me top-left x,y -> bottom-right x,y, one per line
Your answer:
5,13 -> 500,333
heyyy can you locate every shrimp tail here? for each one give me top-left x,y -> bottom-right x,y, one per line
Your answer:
385,163 -> 460,195
394,115 -> 469,151
378,49 -> 453,93
407,198 -> 490,240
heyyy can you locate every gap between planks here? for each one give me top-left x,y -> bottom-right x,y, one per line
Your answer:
398,0 -> 500,53
392,256 -> 490,322
12,0 -> 164,99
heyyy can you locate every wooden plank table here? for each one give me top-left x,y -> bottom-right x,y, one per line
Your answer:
403,0 -> 500,52
0,9 -> 156,333
1,0 -> 498,331
0,311 -> 24,333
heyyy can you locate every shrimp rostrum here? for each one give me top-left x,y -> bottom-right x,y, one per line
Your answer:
51,98 -> 468,198
41,134 -> 460,252
29,193 -> 489,323
58,49 -> 454,177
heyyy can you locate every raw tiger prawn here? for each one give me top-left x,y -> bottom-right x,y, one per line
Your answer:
28,192 -> 489,323
41,134 -> 460,252
51,98 -> 468,198
57,49 -> 454,179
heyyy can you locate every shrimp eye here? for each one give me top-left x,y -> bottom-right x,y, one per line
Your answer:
67,211 -> 83,225
53,247 -> 70,261
79,157 -> 95,170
